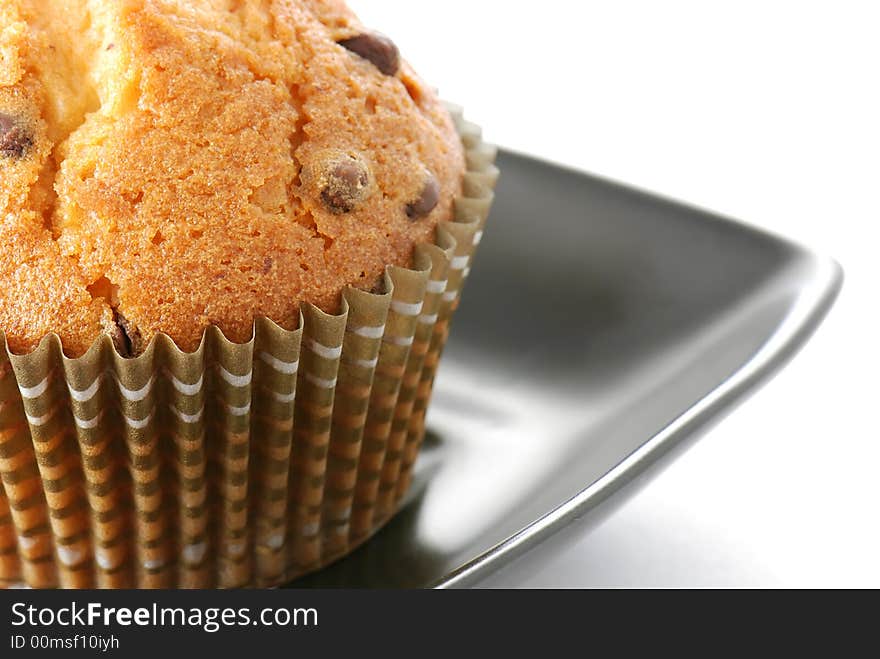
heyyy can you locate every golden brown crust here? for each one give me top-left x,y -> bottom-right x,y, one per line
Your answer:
0,0 -> 464,356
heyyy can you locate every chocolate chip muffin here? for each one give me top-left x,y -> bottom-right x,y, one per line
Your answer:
0,0 -> 497,590
0,0 -> 464,356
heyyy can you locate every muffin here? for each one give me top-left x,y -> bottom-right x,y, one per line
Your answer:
0,0 -> 497,588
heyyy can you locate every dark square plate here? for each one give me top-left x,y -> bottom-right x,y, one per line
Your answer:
290,149 -> 842,588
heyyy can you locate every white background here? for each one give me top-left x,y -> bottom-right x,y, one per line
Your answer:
350,0 -> 879,587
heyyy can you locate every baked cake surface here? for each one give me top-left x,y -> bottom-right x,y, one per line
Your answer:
0,0 -> 464,356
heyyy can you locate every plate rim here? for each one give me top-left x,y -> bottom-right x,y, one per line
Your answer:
433,150 -> 844,588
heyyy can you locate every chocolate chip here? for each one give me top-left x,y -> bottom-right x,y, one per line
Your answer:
406,174 -> 440,220
338,33 -> 400,76
110,310 -> 142,357
320,156 -> 371,214
108,324 -> 127,356
0,113 -> 33,159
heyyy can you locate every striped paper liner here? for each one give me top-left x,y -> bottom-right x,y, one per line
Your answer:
0,107 -> 498,589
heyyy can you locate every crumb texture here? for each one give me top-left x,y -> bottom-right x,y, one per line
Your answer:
0,0 -> 464,355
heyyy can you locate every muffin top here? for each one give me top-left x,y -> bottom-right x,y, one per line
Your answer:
0,0 -> 464,356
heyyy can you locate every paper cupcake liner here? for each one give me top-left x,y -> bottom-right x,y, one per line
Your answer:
0,106 -> 498,589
